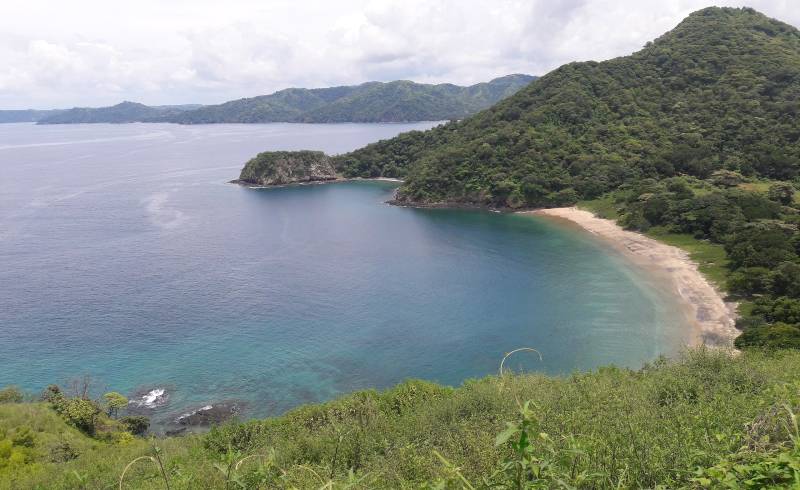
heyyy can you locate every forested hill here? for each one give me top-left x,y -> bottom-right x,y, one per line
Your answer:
336,7 -> 799,207
336,7 -> 800,350
164,74 -> 536,124
37,102 -> 202,124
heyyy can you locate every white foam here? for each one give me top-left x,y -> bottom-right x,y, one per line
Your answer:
132,388 -> 168,408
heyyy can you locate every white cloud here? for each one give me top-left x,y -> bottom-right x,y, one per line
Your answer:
0,0 -> 797,109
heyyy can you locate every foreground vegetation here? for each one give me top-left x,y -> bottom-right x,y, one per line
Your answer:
2,349 -> 800,488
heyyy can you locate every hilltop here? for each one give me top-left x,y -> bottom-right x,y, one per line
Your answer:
336,7 -> 799,202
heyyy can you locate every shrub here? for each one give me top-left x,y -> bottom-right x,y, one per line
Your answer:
11,426 -> 34,448
768,182 -> 796,205
120,415 -> 150,436
49,440 -> 79,463
0,386 -> 23,403
52,397 -> 100,435
735,323 -> 800,349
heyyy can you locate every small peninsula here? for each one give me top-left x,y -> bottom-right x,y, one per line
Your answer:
234,150 -> 338,186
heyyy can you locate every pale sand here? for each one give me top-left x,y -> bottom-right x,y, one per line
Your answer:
523,207 -> 739,348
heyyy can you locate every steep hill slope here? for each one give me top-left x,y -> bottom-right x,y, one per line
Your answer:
336,7 -> 799,208
168,74 -> 535,124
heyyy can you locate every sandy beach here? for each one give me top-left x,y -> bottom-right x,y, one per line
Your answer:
524,207 -> 739,348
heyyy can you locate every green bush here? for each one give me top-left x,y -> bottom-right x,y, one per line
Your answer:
51,396 -> 100,435
0,386 -> 23,404
120,415 -> 150,436
735,323 -> 800,349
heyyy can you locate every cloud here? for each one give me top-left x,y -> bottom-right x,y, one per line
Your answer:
0,0 -> 797,109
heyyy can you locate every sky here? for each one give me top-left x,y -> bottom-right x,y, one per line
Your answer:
0,1 -> 797,109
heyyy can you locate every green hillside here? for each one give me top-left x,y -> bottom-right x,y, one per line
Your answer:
168,75 -> 535,124
336,7 -> 799,204
334,7 -> 800,350
3,349 -> 800,488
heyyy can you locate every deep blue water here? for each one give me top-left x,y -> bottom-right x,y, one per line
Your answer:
0,122 -> 687,427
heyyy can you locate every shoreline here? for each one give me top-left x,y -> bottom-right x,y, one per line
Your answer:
522,207 -> 739,348
229,176 -> 403,188
230,177 -> 740,347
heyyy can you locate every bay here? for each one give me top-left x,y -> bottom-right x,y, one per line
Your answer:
0,122 -> 687,427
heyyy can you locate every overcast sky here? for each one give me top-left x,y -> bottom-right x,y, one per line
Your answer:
0,1 -> 797,109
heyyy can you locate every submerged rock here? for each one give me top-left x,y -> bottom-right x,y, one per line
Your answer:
175,401 -> 243,426
235,150 -> 338,186
164,427 -> 188,437
127,386 -> 171,413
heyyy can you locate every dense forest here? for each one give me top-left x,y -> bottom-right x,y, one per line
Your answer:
165,74 -> 535,124
335,7 -> 800,350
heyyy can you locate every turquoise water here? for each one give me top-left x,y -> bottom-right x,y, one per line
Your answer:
0,122 -> 687,429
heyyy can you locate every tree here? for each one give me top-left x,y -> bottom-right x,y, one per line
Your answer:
103,392 -> 128,418
120,416 -> 150,436
735,322 -> 800,349
53,398 -> 100,434
768,182 -> 796,205
709,169 -> 745,188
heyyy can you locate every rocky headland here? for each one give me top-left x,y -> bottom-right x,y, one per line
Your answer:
233,150 -> 339,186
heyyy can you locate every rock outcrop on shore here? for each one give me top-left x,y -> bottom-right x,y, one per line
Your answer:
235,150 -> 338,186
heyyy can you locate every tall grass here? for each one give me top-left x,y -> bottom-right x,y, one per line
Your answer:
3,348 -> 800,488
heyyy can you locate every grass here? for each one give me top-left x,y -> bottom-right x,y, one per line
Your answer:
578,197 -> 731,291
644,226 -> 730,290
738,180 -> 800,204
3,349 -> 800,488
577,195 -> 620,220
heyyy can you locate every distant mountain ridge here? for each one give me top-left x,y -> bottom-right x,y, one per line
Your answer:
32,74 -> 535,125
37,102 -> 202,124
0,109 -> 66,123
172,74 -> 536,124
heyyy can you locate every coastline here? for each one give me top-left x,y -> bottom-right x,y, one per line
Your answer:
230,173 -> 740,347
522,207 -> 739,348
229,176 -> 403,188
